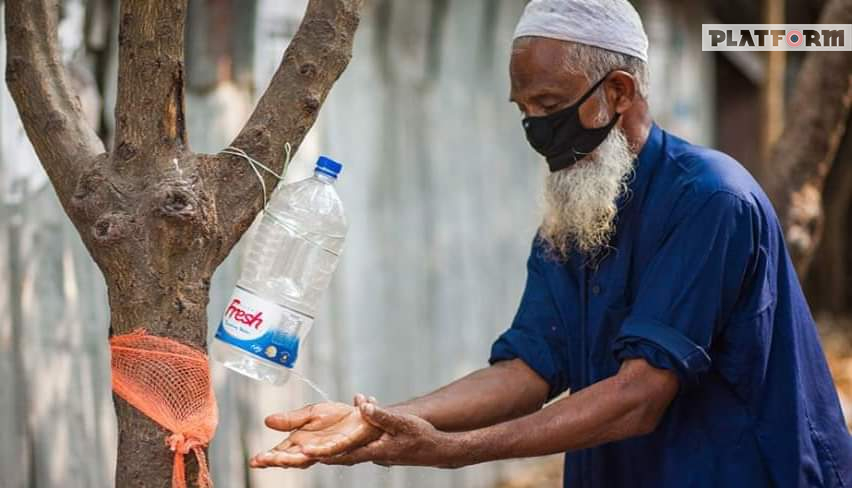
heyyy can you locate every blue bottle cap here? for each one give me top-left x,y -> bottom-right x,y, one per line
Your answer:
316,156 -> 343,179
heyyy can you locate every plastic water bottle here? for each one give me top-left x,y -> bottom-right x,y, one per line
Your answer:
212,156 -> 347,385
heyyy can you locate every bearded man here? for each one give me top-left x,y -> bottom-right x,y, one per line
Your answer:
250,0 -> 852,486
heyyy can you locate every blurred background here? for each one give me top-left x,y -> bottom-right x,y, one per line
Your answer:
0,0 -> 849,487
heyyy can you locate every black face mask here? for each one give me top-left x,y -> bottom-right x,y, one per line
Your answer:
522,74 -> 620,173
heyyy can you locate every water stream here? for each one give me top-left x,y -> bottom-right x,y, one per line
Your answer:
289,369 -> 330,402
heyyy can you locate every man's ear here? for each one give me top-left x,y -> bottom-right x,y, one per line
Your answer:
605,70 -> 638,114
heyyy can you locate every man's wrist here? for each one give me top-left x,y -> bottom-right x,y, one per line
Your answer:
438,430 -> 487,469
386,403 -> 496,468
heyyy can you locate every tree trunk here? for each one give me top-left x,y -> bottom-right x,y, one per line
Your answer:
803,112 -> 852,315
4,0 -> 363,486
765,0 -> 852,275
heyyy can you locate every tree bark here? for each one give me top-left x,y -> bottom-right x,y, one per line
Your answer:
765,0 -> 852,275
113,0 -> 188,159
803,112 -> 852,315
4,0 -> 364,486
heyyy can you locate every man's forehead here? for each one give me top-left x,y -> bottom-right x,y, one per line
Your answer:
509,38 -> 587,98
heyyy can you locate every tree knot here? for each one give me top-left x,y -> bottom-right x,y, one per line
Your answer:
303,95 -> 321,114
299,62 -> 318,78
157,187 -> 198,220
116,141 -> 138,162
93,212 -> 132,242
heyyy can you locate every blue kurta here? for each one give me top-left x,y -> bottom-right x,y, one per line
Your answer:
490,124 -> 852,487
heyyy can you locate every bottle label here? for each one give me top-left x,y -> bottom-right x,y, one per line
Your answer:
214,287 -> 310,368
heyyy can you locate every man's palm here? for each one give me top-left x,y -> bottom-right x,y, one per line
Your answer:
253,400 -> 382,468
289,402 -> 380,456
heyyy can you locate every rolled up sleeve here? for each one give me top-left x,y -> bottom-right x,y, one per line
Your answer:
612,191 -> 758,386
490,240 -> 571,400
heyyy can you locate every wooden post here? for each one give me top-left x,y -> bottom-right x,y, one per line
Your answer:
760,0 -> 786,173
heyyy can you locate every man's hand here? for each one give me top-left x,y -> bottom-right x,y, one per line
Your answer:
319,402 -> 464,469
250,395 -> 382,469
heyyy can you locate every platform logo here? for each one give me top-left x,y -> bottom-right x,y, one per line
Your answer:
702,24 -> 851,51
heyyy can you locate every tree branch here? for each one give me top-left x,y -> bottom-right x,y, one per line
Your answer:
113,0 -> 188,161
4,0 -> 105,206
209,0 -> 363,259
766,0 -> 852,275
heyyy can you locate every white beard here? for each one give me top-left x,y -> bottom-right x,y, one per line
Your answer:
539,126 -> 636,260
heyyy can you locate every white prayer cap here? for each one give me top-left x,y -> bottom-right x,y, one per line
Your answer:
513,0 -> 649,63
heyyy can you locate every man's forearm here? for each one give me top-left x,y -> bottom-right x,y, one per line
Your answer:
447,359 -> 678,466
389,359 -> 549,432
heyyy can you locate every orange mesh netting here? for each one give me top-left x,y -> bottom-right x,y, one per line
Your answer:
110,330 -> 218,488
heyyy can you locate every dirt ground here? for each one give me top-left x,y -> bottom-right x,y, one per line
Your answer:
820,319 -> 852,430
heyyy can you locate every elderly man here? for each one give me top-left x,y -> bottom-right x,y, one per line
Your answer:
251,0 -> 852,486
